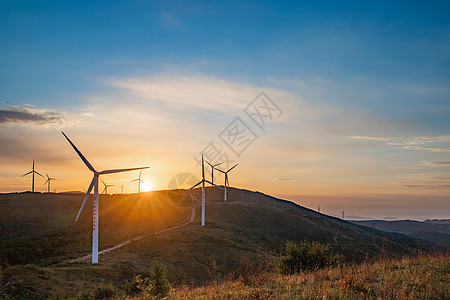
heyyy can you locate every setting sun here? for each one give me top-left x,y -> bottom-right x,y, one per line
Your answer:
142,181 -> 153,192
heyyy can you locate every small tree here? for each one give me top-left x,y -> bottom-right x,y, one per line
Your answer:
277,240 -> 340,275
135,261 -> 171,298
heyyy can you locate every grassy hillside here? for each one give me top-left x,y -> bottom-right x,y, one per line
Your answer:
168,254 -> 450,300
0,188 -> 441,299
351,220 -> 450,249
0,191 -> 189,266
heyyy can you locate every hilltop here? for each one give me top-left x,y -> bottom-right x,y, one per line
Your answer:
0,188 -> 440,298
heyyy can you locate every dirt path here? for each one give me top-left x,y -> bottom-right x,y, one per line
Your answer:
68,204 -> 199,263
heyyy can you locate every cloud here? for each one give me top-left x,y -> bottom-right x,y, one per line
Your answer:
105,74 -> 266,114
0,106 -> 66,127
401,184 -> 450,189
403,145 -> 450,152
347,135 -> 398,142
420,161 -> 450,167
273,178 -> 295,181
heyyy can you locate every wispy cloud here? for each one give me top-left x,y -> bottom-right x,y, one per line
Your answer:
403,145 -> 450,152
401,184 -> 450,189
273,178 -> 295,181
0,106 -> 66,127
420,161 -> 450,167
348,135 -> 398,142
105,75 -> 265,114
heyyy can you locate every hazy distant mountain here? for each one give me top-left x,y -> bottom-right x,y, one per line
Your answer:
351,219 -> 449,249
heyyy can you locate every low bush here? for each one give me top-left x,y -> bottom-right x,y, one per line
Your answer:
134,261 -> 171,298
277,240 -> 341,275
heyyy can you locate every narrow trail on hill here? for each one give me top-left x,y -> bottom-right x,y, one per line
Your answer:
68,202 -> 200,263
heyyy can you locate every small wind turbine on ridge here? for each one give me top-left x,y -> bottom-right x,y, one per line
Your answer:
130,170 -> 145,193
217,164 -> 238,201
189,155 -> 222,226
22,159 -> 44,192
62,131 -> 149,264
44,172 -> 60,193
205,160 -> 222,186
101,179 -> 114,195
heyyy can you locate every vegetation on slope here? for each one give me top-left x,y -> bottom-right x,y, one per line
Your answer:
0,188 -> 443,299
168,254 -> 449,300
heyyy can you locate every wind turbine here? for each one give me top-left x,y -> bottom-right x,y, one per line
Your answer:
62,131 -> 149,264
216,164 -> 238,201
119,184 -> 124,194
205,160 -> 222,186
22,159 -> 44,192
189,155 -> 222,226
130,170 -> 145,193
101,180 -> 114,195
44,173 -> 59,193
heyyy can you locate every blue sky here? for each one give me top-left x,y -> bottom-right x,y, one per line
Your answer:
1,1 -> 449,219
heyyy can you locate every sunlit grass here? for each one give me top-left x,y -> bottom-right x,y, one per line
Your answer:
168,254 -> 449,300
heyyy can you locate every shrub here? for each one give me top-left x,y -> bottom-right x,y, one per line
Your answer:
135,261 -> 171,298
92,283 -> 115,300
277,240 -> 340,275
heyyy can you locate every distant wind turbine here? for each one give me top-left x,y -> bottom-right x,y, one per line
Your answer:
216,164 -> 238,201
119,184 -> 124,194
22,159 -> 44,192
189,155 -> 222,226
205,160 -> 222,186
62,131 -> 149,264
101,180 -> 114,194
130,170 -> 145,193
44,173 -> 59,193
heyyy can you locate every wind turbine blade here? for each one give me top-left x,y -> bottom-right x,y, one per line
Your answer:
227,163 -> 239,172
216,169 -> 226,174
213,162 -> 223,167
189,180 -> 203,190
46,172 -> 49,179
102,179 -> 106,187
205,180 -> 224,190
75,177 -> 95,222
35,171 -> 44,178
62,132 -> 96,173
130,179 -> 138,182
44,178 -> 50,185
139,170 -> 142,180
22,171 -> 33,177
100,166 -> 149,175
205,160 -> 213,168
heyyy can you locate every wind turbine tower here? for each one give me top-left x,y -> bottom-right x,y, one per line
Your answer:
131,170 -> 145,193
44,173 -> 59,193
189,155 -> 222,226
216,164 -> 238,201
22,159 -> 44,192
101,180 -> 114,194
62,132 -> 149,264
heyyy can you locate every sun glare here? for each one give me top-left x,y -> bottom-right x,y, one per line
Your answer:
142,181 -> 153,192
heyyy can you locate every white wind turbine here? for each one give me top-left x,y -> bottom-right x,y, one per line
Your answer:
62,132 -> 149,264
130,170 -> 145,193
217,164 -> 238,201
119,184 -> 125,194
22,159 -> 44,192
205,160 -> 222,186
101,180 -> 114,195
44,172 -> 59,193
189,155 -> 222,226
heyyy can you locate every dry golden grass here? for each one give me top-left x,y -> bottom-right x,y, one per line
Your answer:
167,254 -> 449,300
